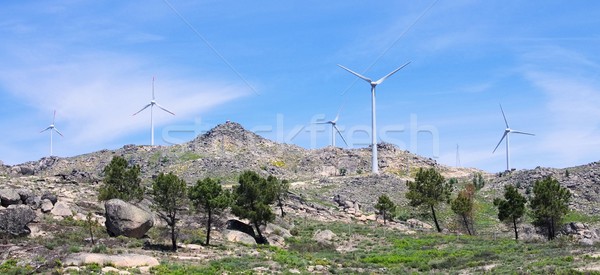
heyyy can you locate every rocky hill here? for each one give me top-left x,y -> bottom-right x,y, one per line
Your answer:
4,121 -> 475,184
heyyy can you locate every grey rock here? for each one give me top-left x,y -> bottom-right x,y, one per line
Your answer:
261,223 -> 292,238
50,201 -> 72,217
0,204 -> 36,236
0,189 -> 21,207
16,188 -> 34,204
41,199 -> 54,213
222,229 -> 256,245
579,238 -> 595,246
104,199 -> 154,238
313,229 -> 336,245
41,192 -> 58,205
26,196 -> 42,209
226,219 -> 256,238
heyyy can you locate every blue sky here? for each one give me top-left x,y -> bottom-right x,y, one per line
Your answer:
1,1 -> 599,172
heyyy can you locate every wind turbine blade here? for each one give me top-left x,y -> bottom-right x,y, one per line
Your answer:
333,125 -> 348,146
156,103 -> 175,115
132,104 -> 152,116
52,110 -> 56,124
337,64 -> 372,83
511,130 -> 535,136
53,128 -> 64,137
313,122 -> 332,125
152,76 -> 155,100
332,113 -> 340,123
374,61 -> 411,85
499,104 -> 509,128
40,127 -> 52,133
493,132 -> 508,153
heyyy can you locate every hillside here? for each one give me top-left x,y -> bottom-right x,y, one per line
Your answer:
5,121 -> 476,183
1,121 -> 600,273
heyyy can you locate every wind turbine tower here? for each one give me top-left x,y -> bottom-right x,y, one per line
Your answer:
133,77 -> 175,146
40,110 -> 63,156
492,104 -> 534,171
338,62 -> 410,174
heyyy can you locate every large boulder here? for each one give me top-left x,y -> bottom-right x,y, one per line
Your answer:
104,199 -> 154,238
0,189 -> 21,207
16,189 -> 34,204
226,219 -> 256,238
51,201 -> 73,217
222,229 -> 256,245
41,193 -> 58,205
313,229 -> 337,245
0,205 -> 36,236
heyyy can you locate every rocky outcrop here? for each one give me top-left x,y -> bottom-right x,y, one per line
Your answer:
0,188 -> 21,207
0,205 -> 36,236
104,199 -> 154,238
222,229 -> 256,245
561,222 -> 599,246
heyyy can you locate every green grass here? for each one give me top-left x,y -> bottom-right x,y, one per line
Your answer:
179,152 -> 202,162
563,210 -> 600,224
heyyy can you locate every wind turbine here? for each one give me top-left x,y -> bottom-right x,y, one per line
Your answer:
337,62 -> 410,174
492,104 -> 534,171
133,77 -> 175,146
40,110 -> 63,156
316,107 -> 348,147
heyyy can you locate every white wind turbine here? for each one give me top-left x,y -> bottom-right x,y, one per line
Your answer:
338,62 -> 410,174
133,77 -> 175,146
316,107 -> 348,147
492,104 -> 534,171
40,110 -> 63,156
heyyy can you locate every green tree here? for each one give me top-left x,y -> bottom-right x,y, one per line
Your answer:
493,184 -> 527,240
151,172 -> 188,251
451,184 -> 475,235
472,173 -> 485,191
98,156 -> 144,202
188,177 -> 232,246
375,194 -> 396,224
530,177 -> 571,240
406,168 -> 454,232
267,176 -> 290,217
231,171 -> 276,244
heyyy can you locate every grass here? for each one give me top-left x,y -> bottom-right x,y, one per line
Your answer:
150,219 -> 600,274
179,152 -> 202,162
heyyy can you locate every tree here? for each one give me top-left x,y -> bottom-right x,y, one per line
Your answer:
472,173 -> 485,191
98,156 -> 144,202
406,168 -> 454,232
493,184 -> 527,240
231,171 -> 276,244
530,177 -> 571,240
267,176 -> 289,217
188,177 -> 232,246
451,184 -> 475,235
151,172 -> 188,251
375,194 -> 396,224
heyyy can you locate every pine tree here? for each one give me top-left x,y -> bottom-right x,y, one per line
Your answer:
406,168 -> 454,232
98,156 -> 144,202
231,171 -> 276,244
151,172 -> 187,251
451,184 -> 475,235
375,194 -> 396,224
493,184 -> 527,240
189,177 -> 231,246
530,177 -> 571,240
267,176 -> 289,217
